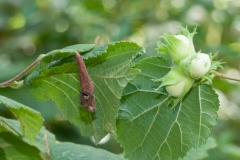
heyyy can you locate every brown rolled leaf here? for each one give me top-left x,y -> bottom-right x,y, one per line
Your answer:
75,51 -> 96,112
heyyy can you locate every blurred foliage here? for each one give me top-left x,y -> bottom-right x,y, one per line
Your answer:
0,0 -> 240,159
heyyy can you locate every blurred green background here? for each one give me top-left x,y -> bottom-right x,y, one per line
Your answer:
0,0 -> 240,159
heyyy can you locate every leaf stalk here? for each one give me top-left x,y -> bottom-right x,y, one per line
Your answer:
0,54 -> 45,88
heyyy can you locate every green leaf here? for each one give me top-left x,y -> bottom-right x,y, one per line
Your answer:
41,44 -> 95,64
0,117 -> 55,155
0,148 -> 6,160
0,96 -> 44,144
122,56 -> 171,96
25,41 -> 145,143
180,137 -> 217,160
0,132 -> 42,160
50,142 -> 125,160
24,44 -> 98,85
116,57 -> 219,160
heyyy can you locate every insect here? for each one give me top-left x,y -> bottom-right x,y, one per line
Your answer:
75,51 -> 96,112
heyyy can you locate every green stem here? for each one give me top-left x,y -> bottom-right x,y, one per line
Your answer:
0,54 -> 44,88
214,71 -> 240,82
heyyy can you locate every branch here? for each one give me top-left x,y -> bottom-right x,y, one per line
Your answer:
213,71 -> 240,82
0,54 -> 45,88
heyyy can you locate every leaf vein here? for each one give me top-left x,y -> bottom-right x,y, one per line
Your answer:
42,80 -> 82,125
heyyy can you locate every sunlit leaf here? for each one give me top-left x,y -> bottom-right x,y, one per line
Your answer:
0,96 -> 43,144
0,117 -> 55,155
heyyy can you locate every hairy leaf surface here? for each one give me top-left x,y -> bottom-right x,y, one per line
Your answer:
25,42 -> 144,143
116,57 -> 219,160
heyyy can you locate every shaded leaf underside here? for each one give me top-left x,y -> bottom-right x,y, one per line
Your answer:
0,132 -> 42,160
116,57 -> 219,160
50,142 -> 125,160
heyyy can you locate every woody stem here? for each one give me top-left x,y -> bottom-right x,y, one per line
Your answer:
214,71 -> 240,82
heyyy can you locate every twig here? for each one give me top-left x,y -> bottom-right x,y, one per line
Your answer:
213,71 -> 240,82
0,54 -> 44,88
44,134 -> 50,156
